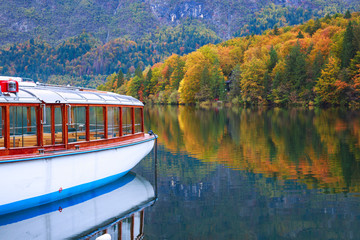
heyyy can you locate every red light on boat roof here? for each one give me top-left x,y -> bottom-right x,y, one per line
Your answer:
0,80 -> 19,93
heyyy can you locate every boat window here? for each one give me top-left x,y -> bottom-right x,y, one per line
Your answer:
101,95 -> 118,101
68,106 -> 86,143
108,107 -> 119,138
9,106 -> 37,148
43,106 -> 52,145
122,107 -> 131,135
134,108 -> 142,133
0,107 -> 3,148
80,92 -> 102,100
133,211 -> 141,238
121,217 -> 132,240
58,92 -> 83,100
54,106 -> 63,144
90,107 -> 104,140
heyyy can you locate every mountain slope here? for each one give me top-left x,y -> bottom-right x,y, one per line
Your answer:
0,21 -> 221,82
1,0 -> 359,45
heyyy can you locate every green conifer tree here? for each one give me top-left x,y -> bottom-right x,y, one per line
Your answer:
268,46 -> 278,72
196,64 -> 212,102
170,57 -> 185,90
211,60 -> 225,100
344,10 -> 351,19
285,43 -> 307,93
273,25 -> 280,36
263,71 -> 271,100
297,31 -> 304,39
341,21 -> 355,68
272,71 -> 282,90
312,51 -> 325,81
228,64 -> 241,98
127,76 -> 142,99
117,70 -> 124,88
135,66 -> 143,79
313,18 -> 322,35
349,51 -> 360,78
144,68 -> 152,97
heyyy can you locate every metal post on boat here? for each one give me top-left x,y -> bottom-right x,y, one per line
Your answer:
149,130 -> 158,200
154,133 -> 158,199
40,104 -> 46,124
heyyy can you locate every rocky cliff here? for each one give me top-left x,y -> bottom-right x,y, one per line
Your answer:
0,0 -> 359,45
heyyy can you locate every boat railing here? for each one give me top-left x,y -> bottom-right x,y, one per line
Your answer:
9,126 -> 37,131
0,101 -> 145,154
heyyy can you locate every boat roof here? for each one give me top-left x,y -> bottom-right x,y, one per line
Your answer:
0,84 -> 143,106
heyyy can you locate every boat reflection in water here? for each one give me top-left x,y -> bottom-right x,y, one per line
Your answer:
0,172 -> 156,240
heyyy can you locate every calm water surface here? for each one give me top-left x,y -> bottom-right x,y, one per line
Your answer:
1,106 -> 360,239
135,106 -> 360,240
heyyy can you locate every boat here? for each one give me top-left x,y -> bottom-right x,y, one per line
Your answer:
0,76 -> 157,215
0,172 -> 156,240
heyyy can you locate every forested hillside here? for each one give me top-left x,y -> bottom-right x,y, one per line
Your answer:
0,21 -> 221,86
99,12 -> 360,107
1,0 -> 360,99
1,0 -> 359,45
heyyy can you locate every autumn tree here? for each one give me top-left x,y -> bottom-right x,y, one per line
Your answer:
179,51 -> 207,103
170,57 -> 185,90
269,59 -> 289,104
127,75 -> 143,100
351,66 -> 360,103
149,67 -> 162,95
315,57 -> 348,105
348,52 -> 360,102
240,58 -> 267,104
305,18 -> 321,36
97,73 -> 117,91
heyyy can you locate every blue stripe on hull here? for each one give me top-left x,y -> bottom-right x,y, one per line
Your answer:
0,173 -> 136,226
0,170 -> 130,216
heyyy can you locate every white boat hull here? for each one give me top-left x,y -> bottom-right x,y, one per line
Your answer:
0,173 -> 155,240
0,137 -> 155,215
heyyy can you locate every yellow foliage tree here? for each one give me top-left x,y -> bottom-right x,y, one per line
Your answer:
179,51 -> 208,103
314,57 -> 344,104
240,58 -> 268,103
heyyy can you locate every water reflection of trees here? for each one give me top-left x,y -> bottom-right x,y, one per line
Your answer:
145,106 -> 360,193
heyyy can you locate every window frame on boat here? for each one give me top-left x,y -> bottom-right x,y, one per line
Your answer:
0,102 -> 145,156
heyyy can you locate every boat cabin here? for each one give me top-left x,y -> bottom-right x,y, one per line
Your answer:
0,78 -> 145,156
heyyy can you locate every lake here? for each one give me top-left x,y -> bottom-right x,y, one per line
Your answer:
135,106 -> 360,239
1,106 -> 360,239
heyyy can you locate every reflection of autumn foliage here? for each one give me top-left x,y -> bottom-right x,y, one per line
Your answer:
177,106 -> 226,159
146,106 -> 360,193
